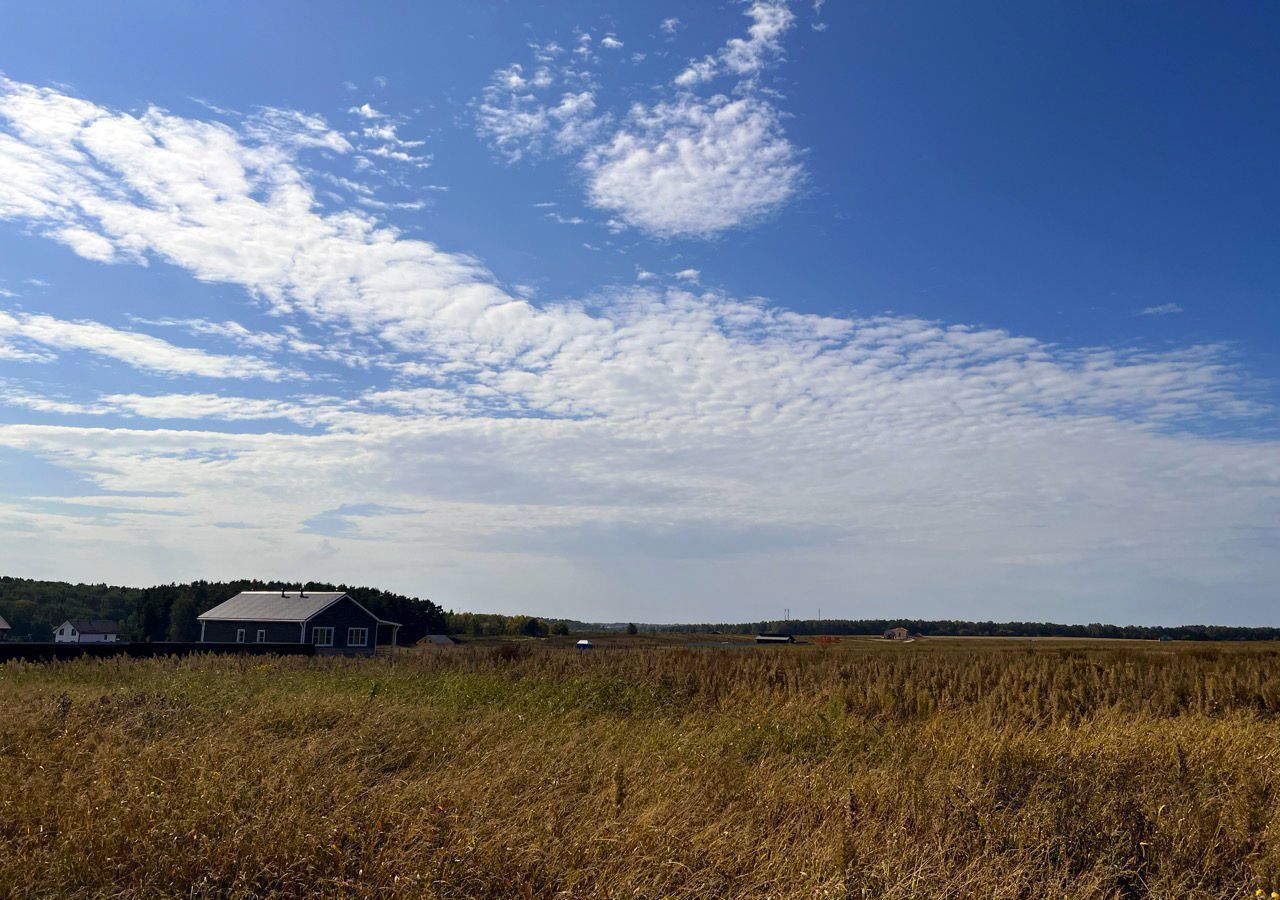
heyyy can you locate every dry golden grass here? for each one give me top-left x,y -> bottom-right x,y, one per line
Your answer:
3,638 -> 1280,898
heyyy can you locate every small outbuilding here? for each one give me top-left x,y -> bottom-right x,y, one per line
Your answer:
575,639 -> 594,650
0,614 -> 10,640
422,634 -> 456,646
756,633 -> 794,644
197,590 -> 400,656
883,626 -> 910,641
54,619 -> 122,643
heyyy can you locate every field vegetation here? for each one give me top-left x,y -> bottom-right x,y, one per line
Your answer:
4,636 -> 1280,898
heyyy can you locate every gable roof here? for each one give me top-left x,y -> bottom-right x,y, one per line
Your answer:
0,615 -> 9,630
197,591 -> 400,627
197,592 -> 349,622
64,619 -> 120,634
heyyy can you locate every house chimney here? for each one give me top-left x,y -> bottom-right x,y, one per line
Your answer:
299,583 -> 307,598
280,587 -> 286,598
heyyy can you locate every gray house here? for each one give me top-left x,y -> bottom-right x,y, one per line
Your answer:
197,591 -> 401,656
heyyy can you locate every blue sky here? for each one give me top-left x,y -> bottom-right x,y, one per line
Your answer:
0,2 -> 1275,624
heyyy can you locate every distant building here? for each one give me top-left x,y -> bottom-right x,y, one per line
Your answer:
54,619 -> 122,643
576,639 -> 594,650
197,591 -> 401,656
883,626 -> 910,641
422,634 -> 456,646
756,633 -> 794,644
0,614 -> 10,640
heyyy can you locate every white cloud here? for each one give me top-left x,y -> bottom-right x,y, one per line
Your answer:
50,226 -> 119,263
361,123 -> 417,146
0,309 -> 294,380
474,3 -> 803,238
660,17 -> 682,36
673,57 -> 718,88
1138,303 -> 1184,316
581,95 -> 801,238
673,268 -> 700,282
99,392 -> 324,423
0,77 -> 1276,622
349,103 -> 384,119
600,35 -> 624,50
675,1 -> 795,86
475,65 -> 605,161
353,115 -> 430,168
246,107 -> 352,153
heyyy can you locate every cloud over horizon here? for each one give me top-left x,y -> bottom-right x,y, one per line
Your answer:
0,74 -> 1276,624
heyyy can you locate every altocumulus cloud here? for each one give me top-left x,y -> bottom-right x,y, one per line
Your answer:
581,94 -> 801,239
475,2 -> 803,239
0,76 -> 1277,622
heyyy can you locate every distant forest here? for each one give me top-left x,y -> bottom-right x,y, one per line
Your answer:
3,576 -> 1276,644
644,619 -> 1280,642
0,577 -> 447,644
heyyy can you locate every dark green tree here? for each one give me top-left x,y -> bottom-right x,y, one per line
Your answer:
167,596 -> 200,642
519,617 -> 549,637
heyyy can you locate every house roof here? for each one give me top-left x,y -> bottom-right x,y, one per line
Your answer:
197,592 -> 348,622
65,619 -> 120,634
0,615 -> 10,630
423,634 -> 455,645
197,591 -> 400,627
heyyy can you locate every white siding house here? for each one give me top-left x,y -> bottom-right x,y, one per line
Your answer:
53,619 -> 122,643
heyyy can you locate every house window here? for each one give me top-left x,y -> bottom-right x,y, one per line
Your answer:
256,629 -> 266,643
311,626 -> 334,647
235,628 -> 245,643
347,627 -> 368,647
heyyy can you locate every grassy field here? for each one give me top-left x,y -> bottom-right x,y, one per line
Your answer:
4,637 -> 1280,899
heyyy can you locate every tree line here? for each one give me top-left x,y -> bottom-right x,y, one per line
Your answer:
0,576 -> 447,644
443,611 -> 573,637
4,576 -> 1272,645
640,618 -> 1280,641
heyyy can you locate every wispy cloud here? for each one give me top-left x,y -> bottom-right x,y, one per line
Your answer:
475,64 -> 604,162
674,1 -> 795,87
0,309 -> 294,380
1138,303 -> 1184,316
